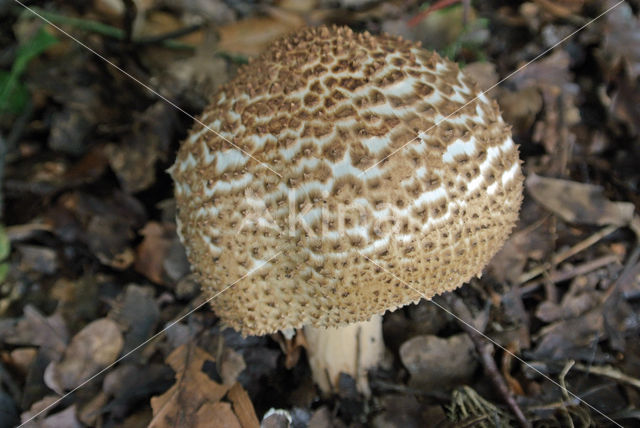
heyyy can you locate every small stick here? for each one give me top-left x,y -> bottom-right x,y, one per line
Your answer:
572,363 -> 640,390
521,254 -> 620,295
518,224 -> 619,285
558,360 -> 576,428
450,296 -> 532,428
407,0 -> 462,27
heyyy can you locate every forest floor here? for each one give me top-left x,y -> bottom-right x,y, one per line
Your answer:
1,0 -> 640,427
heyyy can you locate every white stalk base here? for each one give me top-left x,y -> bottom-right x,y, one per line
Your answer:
303,315 -> 384,396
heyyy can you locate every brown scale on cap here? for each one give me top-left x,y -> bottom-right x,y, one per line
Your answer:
171,25 -> 524,335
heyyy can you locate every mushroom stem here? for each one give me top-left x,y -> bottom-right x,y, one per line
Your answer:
303,315 -> 384,396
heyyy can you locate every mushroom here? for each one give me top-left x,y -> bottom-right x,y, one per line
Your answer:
170,26 -> 523,396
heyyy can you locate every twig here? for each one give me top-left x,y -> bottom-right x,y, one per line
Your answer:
518,224 -> 619,285
136,24 -> 204,46
521,254 -> 620,295
572,363 -> 640,390
18,7 -> 196,50
407,0 -> 462,27
602,245 -> 640,302
122,0 -> 136,45
559,360 -> 576,428
0,99 -> 33,219
449,296 -> 532,428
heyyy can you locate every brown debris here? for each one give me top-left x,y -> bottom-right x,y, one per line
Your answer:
2,1 -> 640,427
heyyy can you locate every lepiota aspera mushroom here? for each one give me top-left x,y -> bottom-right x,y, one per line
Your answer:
171,25 -> 523,395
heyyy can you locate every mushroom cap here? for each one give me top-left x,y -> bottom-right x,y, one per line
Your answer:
171,26 -> 523,335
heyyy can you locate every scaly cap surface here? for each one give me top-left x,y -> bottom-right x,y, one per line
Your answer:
171,26 -> 523,335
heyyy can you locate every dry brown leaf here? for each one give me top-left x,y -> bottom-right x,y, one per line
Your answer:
44,318 -> 123,393
600,0 -> 640,80
534,0 -> 583,18
217,15 -> 305,56
607,69 -> 640,136
463,62 -> 499,92
54,191 -> 146,269
227,382 -> 260,428
220,348 -> 246,386
526,173 -> 635,226
135,222 -> 172,284
106,102 -> 176,194
108,284 -> 159,357
8,348 -> 38,376
134,222 -> 188,285
136,10 -> 204,45
149,344 -> 229,428
78,392 -> 108,426
1,305 -> 69,360
498,87 -> 543,135
21,397 -> 81,428
531,308 -> 605,360
195,402 -> 241,428
399,334 -> 478,390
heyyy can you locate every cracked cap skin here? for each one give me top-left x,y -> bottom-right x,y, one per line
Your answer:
170,25 -> 524,336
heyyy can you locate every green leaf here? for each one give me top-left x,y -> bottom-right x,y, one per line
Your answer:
0,225 -> 9,260
0,70 -> 29,114
13,27 -> 59,77
0,263 -> 8,283
0,26 -> 58,115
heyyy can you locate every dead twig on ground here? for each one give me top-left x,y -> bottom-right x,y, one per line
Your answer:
449,295 -> 532,428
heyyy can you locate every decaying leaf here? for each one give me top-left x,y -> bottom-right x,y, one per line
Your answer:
216,14 -> 305,56
227,382 -> 260,428
1,305 -> 69,360
44,318 -> 124,393
149,344 -> 229,428
108,284 -> 159,358
52,191 -> 146,269
526,173 -> 635,226
600,0 -> 640,80
21,398 -> 82,428
194,402 -> 241,428
399,334 -> 478,391
135,221 -> 189,285
106,102 -> 176,194
531,308 -> 605,360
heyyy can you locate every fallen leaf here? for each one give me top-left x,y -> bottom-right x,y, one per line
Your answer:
16,244 -> 58,275
103,363 -> 174,419
195,402 -> 241,428
372,395 -> 445,428
463,61 -> 498,92
77,392 -> 108,426
21,397 -> 81,428
9,348 -> 38,376
227,382 -> 260,428
50,276 -> 99,332
220,348 -> 246,386
599,0 -> 640,80
399,334 -> 478,390
534,0 -> 583,18
44,318 -> 123,393
606,68 -> 640,136
1,305 -> 69,360
149,344 -> 229,428
217,15 -> 305,56
109,284 -> 159,358
526,173 -> 635,226
487,214 -> 554,284
106,102 -> 176,193
498,86 -> 543,135
531,308 -> 606,360
135,222 -> 188,285
54,191 -> 146,269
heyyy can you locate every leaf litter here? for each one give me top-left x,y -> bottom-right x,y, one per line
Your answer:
1,1 -> 640,427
